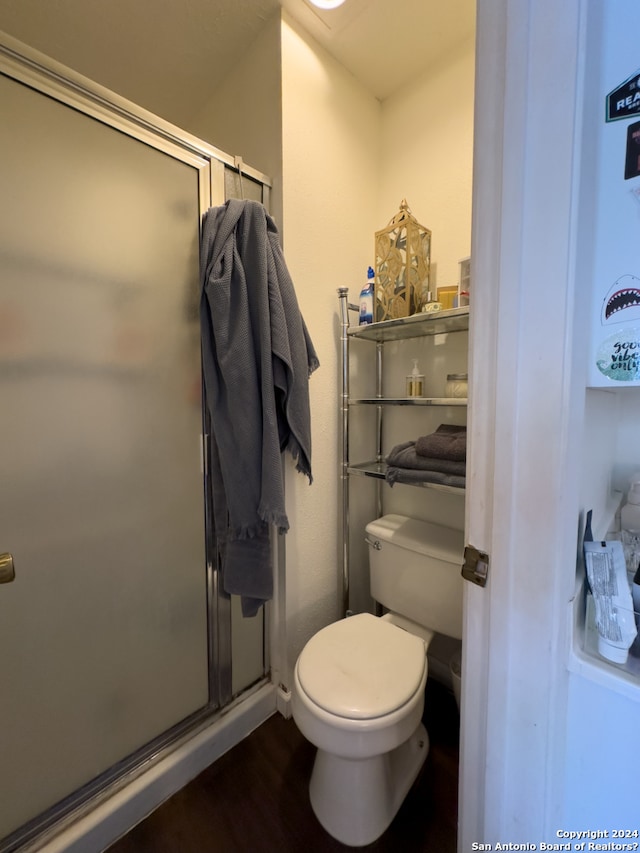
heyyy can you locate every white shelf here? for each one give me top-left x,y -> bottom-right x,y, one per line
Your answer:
568,491 -> 640,700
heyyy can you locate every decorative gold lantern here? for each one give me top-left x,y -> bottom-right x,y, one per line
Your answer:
374,199 -> 431,322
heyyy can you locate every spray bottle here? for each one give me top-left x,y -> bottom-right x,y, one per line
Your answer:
359,266 -> 375,325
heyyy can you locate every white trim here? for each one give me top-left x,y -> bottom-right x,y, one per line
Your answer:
458,0 -> 506,844
462,0 -> 585,845
30,685 -> 277,853
276,686 -> 293,719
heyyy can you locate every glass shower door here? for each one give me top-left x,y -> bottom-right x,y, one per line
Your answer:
0,71 -> 210,841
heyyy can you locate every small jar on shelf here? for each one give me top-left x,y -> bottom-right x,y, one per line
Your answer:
445,373 -> 468,398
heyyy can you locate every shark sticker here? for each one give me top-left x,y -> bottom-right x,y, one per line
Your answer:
601,274 -> 640,324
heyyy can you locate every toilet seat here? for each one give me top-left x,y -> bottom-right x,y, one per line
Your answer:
296,613 -> 426,720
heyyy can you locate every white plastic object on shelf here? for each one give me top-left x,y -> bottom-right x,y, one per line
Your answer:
620,475 -> 640,571
445,373 -> 468,398
621,477 -> 640,531
583,540 -> 638,664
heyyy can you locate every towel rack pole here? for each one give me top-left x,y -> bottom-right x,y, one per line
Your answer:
375,341 -> 384,521
338,288 -> 352,618
234,155 -> 245,200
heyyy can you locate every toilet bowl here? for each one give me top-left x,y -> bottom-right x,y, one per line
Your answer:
292,613 -> 430,847
291,514 -> 464,847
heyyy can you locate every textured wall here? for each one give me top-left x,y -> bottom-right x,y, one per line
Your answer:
280,13 -> 381,685
379,36 -> 475,292
187,11 -> 284,223
0,0 -> 282,130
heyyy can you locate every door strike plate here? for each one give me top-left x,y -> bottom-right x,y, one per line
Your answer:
461,545 -> 489,587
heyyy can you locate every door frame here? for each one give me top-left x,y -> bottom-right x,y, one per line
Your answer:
461,0 -> 585,844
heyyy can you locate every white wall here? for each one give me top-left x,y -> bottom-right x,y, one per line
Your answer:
187,12 -> 283,223
379,36 -> 475,292
279,13 -> 381,684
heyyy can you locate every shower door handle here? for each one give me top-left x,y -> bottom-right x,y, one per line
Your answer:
0,553 -> 15,584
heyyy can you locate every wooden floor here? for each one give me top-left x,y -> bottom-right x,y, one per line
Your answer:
107,679 -> 459,853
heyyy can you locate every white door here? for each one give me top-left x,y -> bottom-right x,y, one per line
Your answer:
460,0 -> 585,845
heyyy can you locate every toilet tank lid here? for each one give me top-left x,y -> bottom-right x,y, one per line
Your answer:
365,514 -> 463,564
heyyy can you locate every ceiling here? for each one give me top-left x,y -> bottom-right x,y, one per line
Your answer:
0,0 -> 475,129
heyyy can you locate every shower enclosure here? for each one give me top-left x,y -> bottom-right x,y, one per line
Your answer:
0,36 -> 270,852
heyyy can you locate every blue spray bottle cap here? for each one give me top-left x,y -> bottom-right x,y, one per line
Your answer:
367,266 -> 375,280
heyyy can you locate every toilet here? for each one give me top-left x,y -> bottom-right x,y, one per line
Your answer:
291,513 -> 464,847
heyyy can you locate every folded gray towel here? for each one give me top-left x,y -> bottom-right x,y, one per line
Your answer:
415,424 -> 466,462
386,466 -> 466,489
386,440 -> 466,477
426,424 -> 465,433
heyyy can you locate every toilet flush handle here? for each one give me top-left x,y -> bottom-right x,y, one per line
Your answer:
364,537 -> 382,551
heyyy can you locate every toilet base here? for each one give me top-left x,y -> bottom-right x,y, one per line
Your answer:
308,722 -> 429,847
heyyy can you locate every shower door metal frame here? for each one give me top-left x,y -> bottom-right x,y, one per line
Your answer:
0,31 -> 272,853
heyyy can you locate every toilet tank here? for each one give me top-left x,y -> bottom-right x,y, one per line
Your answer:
365,514 -> 464,640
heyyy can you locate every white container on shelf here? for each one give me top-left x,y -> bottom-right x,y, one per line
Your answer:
445,373 -> 468,398
621,478 -> 640,531
621,477 -> 640,571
